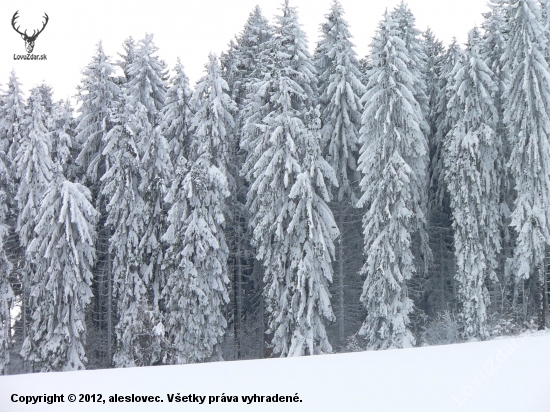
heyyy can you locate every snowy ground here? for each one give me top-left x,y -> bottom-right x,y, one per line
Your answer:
1,331 -> 549,412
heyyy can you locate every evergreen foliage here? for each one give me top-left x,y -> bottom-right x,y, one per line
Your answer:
357,12 -> 428,349
443,29 -> 501,340
21,172 -> 98,371
314,0 -> 365,347
503,0 -> 550,327
244,2 -> 338,355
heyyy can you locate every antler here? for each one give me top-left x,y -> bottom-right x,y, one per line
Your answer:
11,12 -> 49,40
11,11 -> 27,37
29,13 -> 49,39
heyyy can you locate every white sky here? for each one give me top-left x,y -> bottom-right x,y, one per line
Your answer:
0,0 -> 490,102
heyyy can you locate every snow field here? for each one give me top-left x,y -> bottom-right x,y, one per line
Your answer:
1,331 -> 549,412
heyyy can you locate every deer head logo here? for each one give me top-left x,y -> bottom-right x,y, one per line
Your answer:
11,11 -> 49,54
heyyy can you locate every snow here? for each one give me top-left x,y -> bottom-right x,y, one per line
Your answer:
1,332 -> 549,411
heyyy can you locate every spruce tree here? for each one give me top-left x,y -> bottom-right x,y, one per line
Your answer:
189,54 -> 236,177
391,2 -> 430,125
51,100 -> 75,176
74,41 -> 120,367
0,145 -> 13,375
14,89 -> 52,267
277,0 -> 318,103
102,94 -> 162,367
22,169 -> 98,371
315,0 -> 364,201
503,0 -> 550,328
14,88 -> 53,371
357,12 -> 428,349
75,42 -> 120,184
102,34 -> 169,367
130,35 -> 171,322
482,0 -> 514,312
443,29 -> 501,340
222,7 -> 273,359
1,71 -> 25,163
162,54 -> 232,363
189,53 -> 236,351
221,6 -> 273,106
0,71 -> 23,374
244,2 -> 338,356
423,29 -> 456,316
389,3 -> 432,300
314,0 -> 365,346
422,28 -> 444,141
161,58 -> 193,163
117,37 -> 137,84
162,150 -> 230,364
433,39 -> 462,204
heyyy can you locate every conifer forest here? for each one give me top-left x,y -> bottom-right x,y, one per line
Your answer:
1,0 -> 549,374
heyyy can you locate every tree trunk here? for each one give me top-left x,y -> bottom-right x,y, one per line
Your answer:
107,247 -> 112,366
538,251 -> 548,330
236,234 -> 243,359
22,282 -> 27,373
338,202 -> 345,345
439,234 -> 445,312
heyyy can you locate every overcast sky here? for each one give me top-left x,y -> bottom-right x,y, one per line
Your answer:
0,0 -> 490,102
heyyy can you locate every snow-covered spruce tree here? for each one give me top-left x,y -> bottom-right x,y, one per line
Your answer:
247,69 -> 338,356
220,6 -> 273,360
482,0 -> 509,115
126,34 -> 167,122
389,3 -> 432,309
74,41 -> 120,368
481,0 -> 514,312
314,0 -> 365,346
102,34 -> 169,367
278,1 -> 318,103
75,41 -> 120,185
245,2 -> 339,356
33,84 -> 56,134
432,39 -> 462,203
129,35 -> 171,321
161,127 -> 230,363
390,2 -> 429,125
161,58 -> 193,164
14,88 -> 52,271
51,100 -> 75,177
503,0 -> 550,328
423,39 -> 463,316
423,29 -> 455,317
190,54 -> 236,179
0,146 -> 14,375
284,106 -> 339,356
357,12 -> 429,350
159,149 -> 188,365
243,0 -> 320,190
222,5 -> 273,106
163,53 -> 232,363
117,37 -> 137,84
21,165 -> 98,372
422,28 -> 444,141
0,71 -> 24,374
1,70 -> 25,163
14,88 -> 53,372
315,0 -> 364,202
101,94 -> 161,368
443,29 -> 501,340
